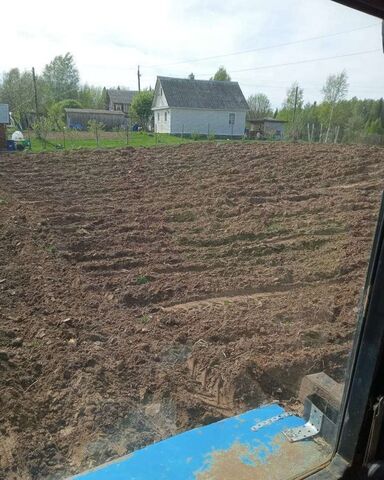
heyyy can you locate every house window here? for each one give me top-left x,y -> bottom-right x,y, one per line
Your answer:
229,113 -> 235,125
160,87 -> 163,96
157,112 -> 160,121
165,112 -> 167,121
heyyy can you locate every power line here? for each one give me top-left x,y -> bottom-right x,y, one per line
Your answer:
196,48 -> 381,76
140,23 -> 379,70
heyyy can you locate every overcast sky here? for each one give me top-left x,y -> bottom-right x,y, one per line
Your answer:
3,0 -> 383,107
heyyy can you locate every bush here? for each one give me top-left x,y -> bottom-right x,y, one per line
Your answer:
191,132 -> 200,141
49,99 -> 83,128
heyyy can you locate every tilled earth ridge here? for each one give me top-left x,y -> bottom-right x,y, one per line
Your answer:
0,142 -> 383,479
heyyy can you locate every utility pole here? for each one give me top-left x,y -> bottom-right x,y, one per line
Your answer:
292,85 -> 299,141
32,67 -> 39,118
292,86 -> 298,125
137,65 -> 141,92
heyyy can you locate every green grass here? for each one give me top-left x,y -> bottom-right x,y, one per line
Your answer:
7,127 -> 271,154
135,274 -> 151,285
137,314 -> 150,323
45,244 -> 57,254
27,131 -> 193,152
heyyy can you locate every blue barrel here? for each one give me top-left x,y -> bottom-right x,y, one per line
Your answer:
6,140 -> 16,151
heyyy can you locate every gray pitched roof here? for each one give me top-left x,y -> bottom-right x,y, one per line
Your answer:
107,89 -> 139,105
156,77 -> 248,110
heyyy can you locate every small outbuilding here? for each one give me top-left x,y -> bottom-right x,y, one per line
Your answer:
248,118 -> 287,139
152,76 -> 248,138
105,88 -> 139,113
0,104 -> 10,149
64,108 -> 127,131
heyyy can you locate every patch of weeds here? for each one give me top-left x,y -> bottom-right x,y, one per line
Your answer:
45,244 -> 57,254
135,275 -> 151,285
30,339 -> 41,348
0,197 -> 8,205
137,314 -> 150,323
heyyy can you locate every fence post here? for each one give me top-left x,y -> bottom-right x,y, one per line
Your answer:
181,124 -> 184,140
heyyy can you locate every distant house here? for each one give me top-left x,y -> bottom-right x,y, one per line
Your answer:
248,118 -> 287,139
152,76 -> 248,137
105,88 -> 139,113
64,108 -> 127,131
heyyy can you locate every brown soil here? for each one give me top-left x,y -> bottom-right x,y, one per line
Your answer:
0,142 -> 383,479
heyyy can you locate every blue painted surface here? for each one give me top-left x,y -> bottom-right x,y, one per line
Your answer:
72,404 -> 306,480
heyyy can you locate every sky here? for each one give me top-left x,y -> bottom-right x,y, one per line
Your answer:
2,0 -> 383,108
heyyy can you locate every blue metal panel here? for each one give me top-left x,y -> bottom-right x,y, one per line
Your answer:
71,404 -> 310,480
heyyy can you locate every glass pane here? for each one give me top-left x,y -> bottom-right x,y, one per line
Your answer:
0,1 -> 383,479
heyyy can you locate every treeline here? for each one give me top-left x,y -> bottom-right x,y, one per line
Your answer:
1,54 -> 383,145
0,53 -> 106,126
247,71 -> 384,145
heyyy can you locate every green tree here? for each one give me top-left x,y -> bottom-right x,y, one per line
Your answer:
278,82 -> 304,139
49,99 -> 82,128
78,85 -> 105,109
42,53 -> 80,104
283,82 -> 304,113
366,118 -> 384,135
129,90 -> 154,130
322,70 -> 348,142
322,70 -> 348,104
188,73 -> 195,80
0,68 -> 34,121
211,66 -> 231,81
32,116 -> 53,149
247,93 -> 272,120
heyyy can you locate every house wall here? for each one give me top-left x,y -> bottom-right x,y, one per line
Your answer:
153,85 -> 168,109
154,109 -> 171,133
107,95 -> 129,113
264,121 -> 286,137
249,121 -> 286,138
170,109 -> 246,137
66,112 -> 126,131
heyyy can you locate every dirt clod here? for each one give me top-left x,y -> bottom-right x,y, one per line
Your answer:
0,142 -> 383,479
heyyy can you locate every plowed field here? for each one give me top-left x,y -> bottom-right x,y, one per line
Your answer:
1,142 -> 383,479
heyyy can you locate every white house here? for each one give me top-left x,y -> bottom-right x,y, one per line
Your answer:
152,76 -> 248,137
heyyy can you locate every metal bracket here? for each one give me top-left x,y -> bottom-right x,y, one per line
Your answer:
283,404 -> 323,442
251,412 -> 294,432
364,396 -> 384,464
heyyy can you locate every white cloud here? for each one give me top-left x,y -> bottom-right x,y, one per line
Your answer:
3,0 -> 383,107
